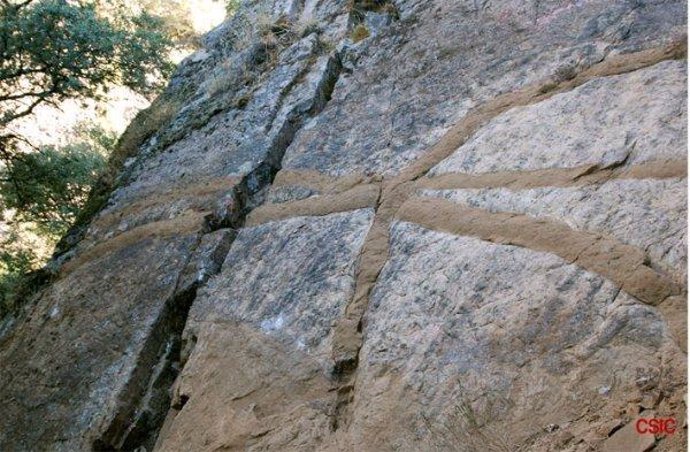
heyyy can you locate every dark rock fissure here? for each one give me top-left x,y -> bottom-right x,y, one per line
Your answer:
206,51 -> 343,232
93,50 -> 344,451
93,283 -> 200,451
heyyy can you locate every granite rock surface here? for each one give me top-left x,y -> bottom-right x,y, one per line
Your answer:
0,0 -> 686,450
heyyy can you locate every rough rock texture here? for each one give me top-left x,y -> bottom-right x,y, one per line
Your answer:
426,176 -> 687,283
428,60 -> 687,176
0,0 -> 687,451
156,209 -> 373,451
279,0 -> 686,179
349,223 -> 684,451
0,234 -> 200,450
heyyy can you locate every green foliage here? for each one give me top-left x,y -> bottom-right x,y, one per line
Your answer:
0,1 -> 220,317
0,1 -> 174,127
226,0 -> 241,15
1,125 -> 112,237
0,222 -> 46,319
136,0 -> 200,49
0,123 -> 112,316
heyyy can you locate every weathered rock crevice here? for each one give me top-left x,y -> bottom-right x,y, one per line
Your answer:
396,197 -> 683,306
92,284 -> 200,451
417,159 -> 688,192
90,228 -> 229,451
208,51 -> 343,232
100,45 -> 347,452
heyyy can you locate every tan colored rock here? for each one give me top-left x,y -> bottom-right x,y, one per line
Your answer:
602,415 -> 656,452
658,295 -> 688,352
0,0 -> 686,450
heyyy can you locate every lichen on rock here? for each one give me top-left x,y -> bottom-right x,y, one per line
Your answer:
0,0 -> 687,451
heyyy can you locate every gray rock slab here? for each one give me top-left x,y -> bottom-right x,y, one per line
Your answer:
155,209 -> 374,449
184,208 -> 375,364
0,234 -> 199,451
349,221 -> 685,450
424,177 -> 687,283
430,61 -> 687,176
281,1 -> 686,179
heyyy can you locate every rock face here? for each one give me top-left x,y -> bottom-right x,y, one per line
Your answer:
0,0 -> 686,451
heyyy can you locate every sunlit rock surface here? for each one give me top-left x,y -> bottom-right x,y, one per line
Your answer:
0,0 -> 686,451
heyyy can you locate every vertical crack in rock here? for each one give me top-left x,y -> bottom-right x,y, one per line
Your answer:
93,284 -> 200,451
206,50 -> 343,231
92,49 -> 345,451
93,228 -> 239,450
329,178 -> 410,431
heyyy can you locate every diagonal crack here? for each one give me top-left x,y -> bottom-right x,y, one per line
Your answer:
92,46 -> 345,451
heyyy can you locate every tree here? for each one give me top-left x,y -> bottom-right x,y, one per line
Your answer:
1,123 -> 113,236
0,0 -> 179,314
0,122 -> 113,317
0,0 -> 175,160
138,0 -> 199,48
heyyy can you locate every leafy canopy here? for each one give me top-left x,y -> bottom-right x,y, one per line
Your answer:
1,124 -> 113,236
0,123 -> 114,317
0,0 -> 174,127
0,0 -> 178,313
0,0 -> 178,241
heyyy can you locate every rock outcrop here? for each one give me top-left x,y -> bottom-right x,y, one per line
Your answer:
0,0 -> 686,451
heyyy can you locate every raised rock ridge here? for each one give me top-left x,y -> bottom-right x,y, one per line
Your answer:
0,0 -> 687,451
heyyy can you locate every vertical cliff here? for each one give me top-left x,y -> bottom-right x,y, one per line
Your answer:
0,1 -> 687,451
